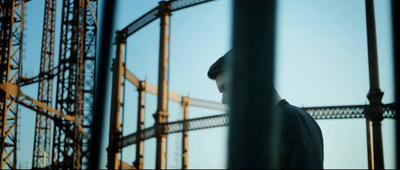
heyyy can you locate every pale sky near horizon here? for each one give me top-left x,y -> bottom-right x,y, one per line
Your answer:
18,0 -> 395,169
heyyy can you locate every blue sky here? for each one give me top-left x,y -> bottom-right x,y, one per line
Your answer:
19,0 -> 395,169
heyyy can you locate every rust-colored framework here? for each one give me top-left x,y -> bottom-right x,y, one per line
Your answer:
0,0 -> 25,169
32,0 -> 57,168
52,0 -> 97,168
1,0 -> 97,169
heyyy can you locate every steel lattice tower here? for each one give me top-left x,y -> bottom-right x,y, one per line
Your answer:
81,0 -> 97,165
52,0 -> 84,167
51,0 -> 96,168
0,0 -> 25,169
31,0 -> 57,168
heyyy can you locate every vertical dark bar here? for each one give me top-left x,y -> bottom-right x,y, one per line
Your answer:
228,0 -> 279,169
89,0 -> 117,169
365,0 -> 385,169
392,0 -> 400,169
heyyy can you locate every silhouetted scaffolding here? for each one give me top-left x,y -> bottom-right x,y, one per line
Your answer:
32,0 -> 56,168
52,0 -> 97,168
0,0 -> 25,169
1,0 -> 97,169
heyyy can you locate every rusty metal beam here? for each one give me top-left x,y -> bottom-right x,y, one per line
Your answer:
15,90 -> 74,121
0,1 -> 25,168
19,65 -> 58,87
153,2 -> 171,169
133,81 -> 145,170
189,98 -> 225,111
124,68 -> 140,88
32,0 -> 57,167
181,97 -> 189,169
170,0 -> 214,12
125,67 -> 226,110
120,0 -> 214,39
108,32 -> 125,170
16,94 -> 89,140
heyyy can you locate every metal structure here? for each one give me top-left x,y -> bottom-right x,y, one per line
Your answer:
0,0 -> 396,169
31,0 -> 57,168
52,0 -> 97,168
0,0 -> 97,169
364,0 -> 385,168
108,0 -> 396,169
0,0 -> 25,169
111,64 -> 396,169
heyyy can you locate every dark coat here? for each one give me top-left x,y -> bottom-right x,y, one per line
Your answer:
277,100 -> 324,169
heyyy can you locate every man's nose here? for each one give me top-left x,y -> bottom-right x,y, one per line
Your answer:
221,93 -> 228,104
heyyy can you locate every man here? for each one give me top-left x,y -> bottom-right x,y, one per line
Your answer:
207,50 -> 324,169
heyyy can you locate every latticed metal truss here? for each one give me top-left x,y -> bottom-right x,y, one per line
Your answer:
167,113 -> 229,133
121,7 -> 158,38
32,0 -> 57,168
119,103 -> 395,148
302,103 -> 395,119
121,0 -> 215,38
0,0 -> 25,169
170,0 -> 214,11
52,0 -> 97,168
52,0 -> 84,167
81,0 -> 97,166
119,127 -> 156,149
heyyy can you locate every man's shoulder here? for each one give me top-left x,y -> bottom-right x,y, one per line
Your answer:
278,100 -> 308,118
277,100 -> 319,128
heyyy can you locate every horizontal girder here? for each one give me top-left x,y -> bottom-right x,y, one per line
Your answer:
119,103 -> 395,148
120,0 -> 214,38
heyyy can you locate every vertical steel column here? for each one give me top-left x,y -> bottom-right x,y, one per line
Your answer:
181,97 -> 189,169
74,0 -> 86,167
153,1 -> 171,169
81,0 -> 97,166
364,0 -> 384,169
0,0 -> 25,169
134,81 -> 146,170
228,0 -> 278,169
108,32 -> 125,170
366,119 -> 374,169
32,0 -> 57,168
52,0 -> 86,168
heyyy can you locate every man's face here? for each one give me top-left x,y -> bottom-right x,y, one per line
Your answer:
215,73 -> 229,104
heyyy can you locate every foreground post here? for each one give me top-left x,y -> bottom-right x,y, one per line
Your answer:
228,0 -> 279,169
391,0 -> 400,169
364,0 -> 384,169
90,0 -> 116,169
